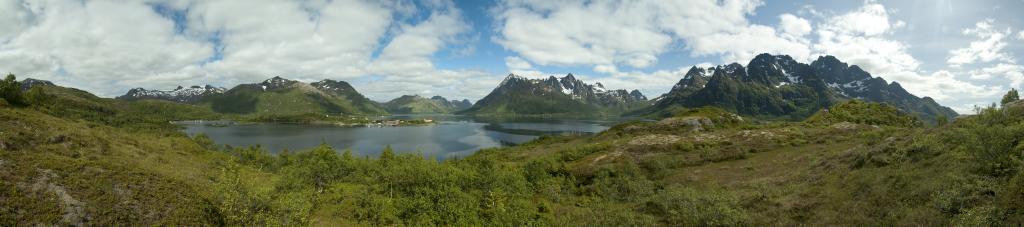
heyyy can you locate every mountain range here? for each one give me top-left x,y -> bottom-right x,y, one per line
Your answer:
635,53 -> 957,121
111,53 -> 957,121
458,73 -> 648,116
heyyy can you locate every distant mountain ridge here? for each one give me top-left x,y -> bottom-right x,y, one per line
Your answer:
118,85 -> 227,103
459,73 -> 648,116
120,76 -> 387,116
382,95 -> 472,114
638,53 -> 957,121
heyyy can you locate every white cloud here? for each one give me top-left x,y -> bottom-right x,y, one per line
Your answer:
0,0 -> 33,42
813,2 -> 918,76
493,0 -> 811,69
779,14 -> 812,38
1019,31 -> 1024,40
947,20 -> 1014,67
0,0 -> 214,96
969,63 -> 1024,88
366,9 -> 468,77
493,1 -> 673,68
187,0 -> 395,85
0,0 -> 486,101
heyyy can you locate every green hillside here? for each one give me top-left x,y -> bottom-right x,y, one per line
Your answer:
2,74 -> 1023,225
382,95 -> 461,114
202,77 -> 387,117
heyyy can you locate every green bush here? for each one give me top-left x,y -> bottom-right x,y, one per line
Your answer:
644,187 -> 748,226
806,100 -> 921,127
0,74 -> 25,106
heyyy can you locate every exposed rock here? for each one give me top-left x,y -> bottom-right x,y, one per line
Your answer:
831,122 -> 858,130
49,135 -> 67,144
628,134 -> 681,146
692,133 -> 724,143
738,130 -> 778,140
658,116 -> 714,131
32,169 -> 87,225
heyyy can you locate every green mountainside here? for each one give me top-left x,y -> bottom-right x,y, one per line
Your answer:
120,76 -> 387,117
459,74 -> 649,116
2,73 -> 1023,225
382,95 -> 471,114
203,77 -> 387,116
635,54 -> 958,122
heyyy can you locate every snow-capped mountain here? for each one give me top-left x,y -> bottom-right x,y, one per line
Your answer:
118,85 -> 226,103
641,53 -> 957,122
20,78 -> 55,91
459,73 -> 648,116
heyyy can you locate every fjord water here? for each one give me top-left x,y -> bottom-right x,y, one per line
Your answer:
179,115 -> 626,160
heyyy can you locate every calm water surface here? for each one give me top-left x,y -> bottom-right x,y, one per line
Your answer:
179,115 -> 629,160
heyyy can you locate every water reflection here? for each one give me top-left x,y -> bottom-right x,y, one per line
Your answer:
178,115 -> 629,160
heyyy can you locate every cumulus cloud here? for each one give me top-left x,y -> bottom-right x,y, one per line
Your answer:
813,2 -> 917,76
493,0 -> 810,69
493,1 -> 673,68
184,0 -> 395,84
947,20 -> 1014,67
779,14 -> 812,38
969,63 -> 1024,88
0,0 -> 214,95
0,0 -> 485,101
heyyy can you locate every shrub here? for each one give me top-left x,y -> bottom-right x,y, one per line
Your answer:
1003,88 -> 1020,106
806,100 -> 921,127
0,74 -> 25,106
644,187 -> 748,226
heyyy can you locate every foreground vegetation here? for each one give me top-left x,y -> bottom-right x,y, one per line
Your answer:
2,74 -> 1023,225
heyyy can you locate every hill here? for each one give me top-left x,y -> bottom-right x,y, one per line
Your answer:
382,95 -> 472,114
201,76 -> 387,116
636,53 -> 958,122
2,73 -> 1022,225
459,73 -> 648,116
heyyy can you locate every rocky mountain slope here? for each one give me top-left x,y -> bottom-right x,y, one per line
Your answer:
459,73 -> 648,116
118,85 -> 226,103
637,53 -> 957,121
202,76 -> 387,115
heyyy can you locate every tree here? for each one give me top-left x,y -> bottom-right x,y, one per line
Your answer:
0,73 -> 25,106
380,145 -> 395,164
1002,88 -> 1020,106
935,115 -> 948,127
25,86 -> 52,106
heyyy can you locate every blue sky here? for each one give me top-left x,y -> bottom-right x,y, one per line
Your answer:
1,0 -> 1022,113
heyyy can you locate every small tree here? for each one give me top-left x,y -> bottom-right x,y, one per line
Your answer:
380,145 -> 395,164
935,115 -> 948,127
0,73 -> 25,106
25,86 -> 52,106
1003,88 -> 1020,106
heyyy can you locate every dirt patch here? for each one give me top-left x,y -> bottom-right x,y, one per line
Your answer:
629,134 -> 682,146
658,117 -> 714,132
31,169 -> 87,225
738,130 -> 777,141
830,122 -> 858,130
692,133 -> 724,143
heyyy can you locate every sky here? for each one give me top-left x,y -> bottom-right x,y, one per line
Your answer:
1,0 -> 1022,114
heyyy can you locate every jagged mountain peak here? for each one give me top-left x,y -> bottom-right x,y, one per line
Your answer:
20,78 -> 55,91
259,76 -> 298,90
643,52 -> 957,122
117,84 -> 226,103
461,72 -> 649,116
562,73 -> 577,81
